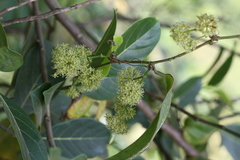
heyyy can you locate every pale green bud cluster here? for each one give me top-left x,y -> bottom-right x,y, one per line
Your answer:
170,13 -> 219,52
52,44 -> 103,98
106,68 -> 144,134
170,22 -> 198,52
195,13 -> 218,37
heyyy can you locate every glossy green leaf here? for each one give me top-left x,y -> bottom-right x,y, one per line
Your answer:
91,10 -> 117,77
208,45 -> 235,85
109,17 -> 160,76
203,47 -> 224,77
14,41 -> 62,113
221,125 -> 240,160
0,94 -> 48,160
174,77 -> 202,107
183,115 -> 218,145
43,118 -> 111,158
43,81 -> 63,106
0,23 -> 23,72
111,36 -> 123,52
116,17 -> 160,60
30,82 -> 52,126
107,74 -> 174,160
50,93 -> 71,125
83,77 -> 118,100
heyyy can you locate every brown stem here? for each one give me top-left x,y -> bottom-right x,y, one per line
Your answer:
32,2 -> 49,82
33,1 -> 54,147
44,0 -> 97,49
137,101 -> 202,157
148,93 -> 240,138
0,0 -> 35,16
0,124 -> 15,136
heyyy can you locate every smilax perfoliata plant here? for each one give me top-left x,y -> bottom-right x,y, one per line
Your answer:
106,68 -> 144,134
170,13 -> 219,52
52,43 -> 103,98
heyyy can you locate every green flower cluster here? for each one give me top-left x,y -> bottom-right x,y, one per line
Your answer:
170,13 -> 219,52
52,44 -> 103,98
195,13 -> 218,37
170,22 -> 198,52
106,68 -> 144,134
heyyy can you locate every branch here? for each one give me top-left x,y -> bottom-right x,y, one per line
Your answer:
218,112 -> 240,120
148,93 -> 240,138
0,0 -> 35,16
32,2 -> 49,82
1,0 -> 100,27
0,124 -> 15,136
32,1 -> 55,147
44,0 -> 97,49
137,101 -> 202,158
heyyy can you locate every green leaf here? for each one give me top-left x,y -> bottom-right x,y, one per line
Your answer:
0,23 -> 23,72
203,47 -> 224,77
83,77 -> 118,100
174,77 -> 202,107
221,125 -> 240,160
49,147 -> 61,160
111,36 -> 123,52
91,10 -> 117,77
43,118 -> 111,158
109,17 -> 160,75
71,154 -> 88,160
50,93 -> 71,125
14,41 -> 62,113
0,94 -> 48,160
116,17 -> 160,60
183,115 -> 218,145
208,44 -> 235,85
30,82 -> 52,126
107,74 -> 174,160
43,81 -> 63,106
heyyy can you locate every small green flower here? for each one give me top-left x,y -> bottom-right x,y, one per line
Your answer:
76,67 -> 103,92
52,43 -> 103,98
105,114 -> 128,134
114,102 -> 136,120
170,22 -> 197,52
66,86 -> 80,98
117,68 -> 144,106
195,13 -> 218,37
52,44 -> 92,78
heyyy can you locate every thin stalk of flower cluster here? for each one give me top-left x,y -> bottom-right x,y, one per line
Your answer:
218,34 -> 240,40
101,34 -> 240,67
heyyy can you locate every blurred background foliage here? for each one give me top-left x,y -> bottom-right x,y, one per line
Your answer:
1,0 -> 240,160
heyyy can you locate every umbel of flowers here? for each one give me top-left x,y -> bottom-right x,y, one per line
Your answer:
106,68 -> 144,134
52,45 -> 144,134
170,13 -> 219,52
51,44 -> 103,98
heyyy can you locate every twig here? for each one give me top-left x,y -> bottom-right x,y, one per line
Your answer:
148,92 -> 240,138
0,0 -> 35,16
44,0 -> 96,49
1,0 -> 100,27
218,112 -> 240,120
137,101 -> 202,158
0,124 -> 15,136
32,1 -> 55,147
32,2 -> 49,82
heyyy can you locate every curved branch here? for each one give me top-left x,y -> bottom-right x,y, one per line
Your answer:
44,0 -> 96,49
1,0 -> 100,27
0,0 -> 35,16
137,101 -> 202,158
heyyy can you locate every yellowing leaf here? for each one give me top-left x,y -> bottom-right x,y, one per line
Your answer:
67,95 -> 106,119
